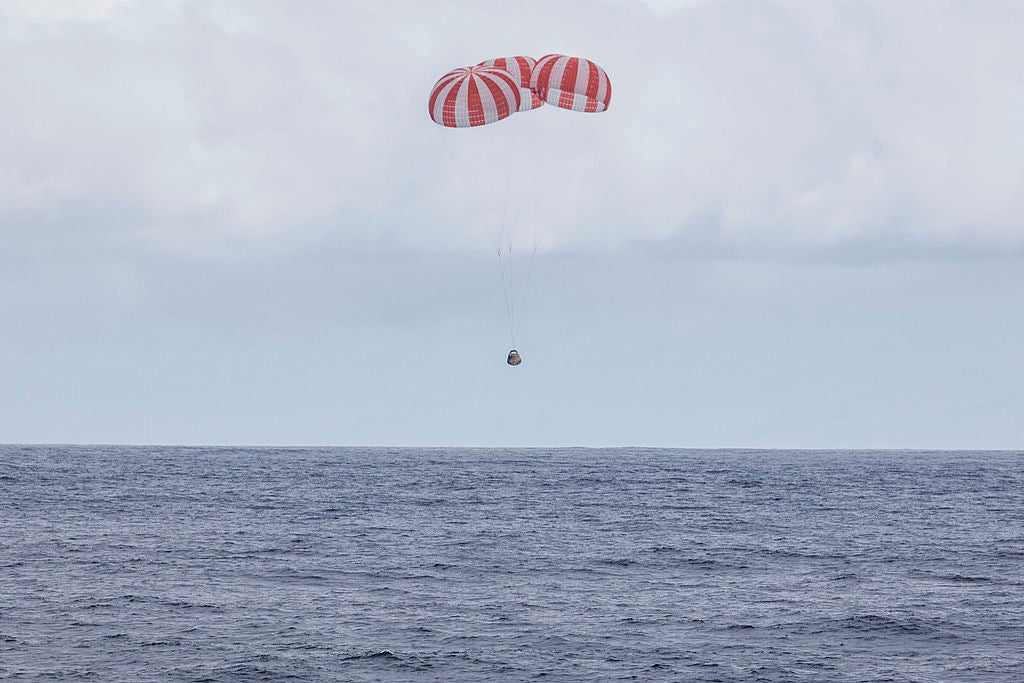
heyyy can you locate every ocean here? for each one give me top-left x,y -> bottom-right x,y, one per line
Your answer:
1,446 -> 1022,682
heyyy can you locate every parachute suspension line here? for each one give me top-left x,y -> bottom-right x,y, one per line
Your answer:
514,138 -> 542,347
508,243 -> 514,340
441,142 -> 502,254
514,241 -> 539,344
500,113 -> 524,251
443,131 -> 522,351
496,247 -> 516,347
497,111 -> 523,350
441,138 -> 517,349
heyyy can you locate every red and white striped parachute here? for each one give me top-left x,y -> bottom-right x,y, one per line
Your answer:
531,54 -> 612,113
428,66 -> 521,128
426,54 -> 611,363
428,54 -> 610,127
477,56 -> 544,111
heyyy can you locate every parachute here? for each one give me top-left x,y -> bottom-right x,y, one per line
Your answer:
428,66 -> 521,128
428,54 -> 611,366
531,55 -> 612,113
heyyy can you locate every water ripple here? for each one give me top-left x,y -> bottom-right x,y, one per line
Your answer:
1,446 -> 1022,682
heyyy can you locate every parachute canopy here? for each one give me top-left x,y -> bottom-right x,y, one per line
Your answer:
428,66 -> 521,128
428,53 -> 610,127
478,56 -> 544,111
531,54 -> 612,113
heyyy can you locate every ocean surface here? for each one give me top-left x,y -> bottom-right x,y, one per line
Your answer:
1,447 -> 1022,682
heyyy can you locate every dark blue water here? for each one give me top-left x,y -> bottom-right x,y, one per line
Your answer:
1,447 -> 1022,681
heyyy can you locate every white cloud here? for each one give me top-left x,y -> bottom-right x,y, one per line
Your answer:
0,0 -> 136,23
1,0 -> 1022,260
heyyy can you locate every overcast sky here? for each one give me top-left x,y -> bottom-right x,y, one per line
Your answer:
2,0 -> 1023,448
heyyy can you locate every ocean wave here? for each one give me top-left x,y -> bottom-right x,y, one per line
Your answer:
839,614 -> 939,636
4,445 -> 1022,681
